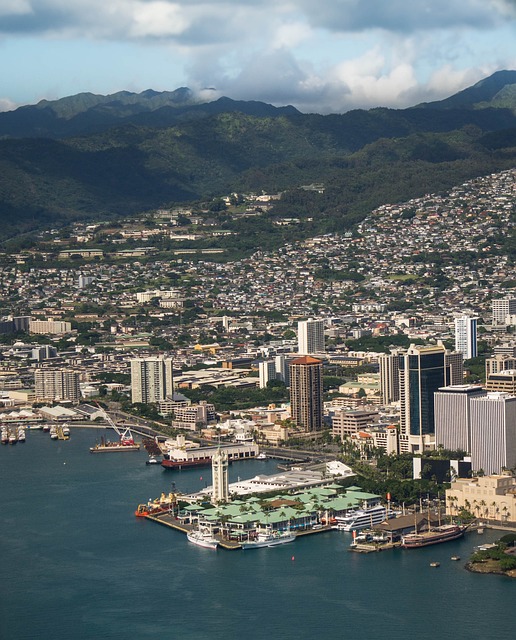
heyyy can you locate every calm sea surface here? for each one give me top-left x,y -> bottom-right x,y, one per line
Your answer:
1,428 -> 514,640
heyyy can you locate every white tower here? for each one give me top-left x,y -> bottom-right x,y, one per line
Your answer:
454,316 -> 478,359
297,318 -> 325,355
211,447 -> 229,504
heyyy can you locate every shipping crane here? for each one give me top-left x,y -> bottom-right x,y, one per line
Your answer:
95,404 -> 135,446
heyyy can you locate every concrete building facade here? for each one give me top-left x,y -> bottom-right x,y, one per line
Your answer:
289,356 -> 323,432
454,316 -> 478,359
434,384 -> 487,453
34,369 -> 81,403
297,318 -> 325,355
470,392 -> 516,475
131,357 -> 174,404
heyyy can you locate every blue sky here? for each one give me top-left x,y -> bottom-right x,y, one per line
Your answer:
1,0 -> 516,113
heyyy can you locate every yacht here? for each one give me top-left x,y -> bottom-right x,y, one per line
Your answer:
187,528 -> 218,550
241,530 -> 296,549
334,505 -> 387,532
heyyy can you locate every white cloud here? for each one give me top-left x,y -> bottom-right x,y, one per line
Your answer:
0,0 -> 32,17
0,97 -> 17,112
129,2 -> 189,38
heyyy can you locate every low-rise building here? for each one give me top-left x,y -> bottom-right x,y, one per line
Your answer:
446,474 -> 516,524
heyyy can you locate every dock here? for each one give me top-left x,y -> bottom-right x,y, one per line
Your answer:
143,512 -> 333,550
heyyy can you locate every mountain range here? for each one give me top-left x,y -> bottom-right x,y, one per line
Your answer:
1,70 -> 516,239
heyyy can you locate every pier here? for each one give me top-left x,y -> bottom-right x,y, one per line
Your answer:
142,511 -> 333,550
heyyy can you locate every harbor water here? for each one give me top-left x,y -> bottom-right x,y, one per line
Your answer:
1,428 -> 514,640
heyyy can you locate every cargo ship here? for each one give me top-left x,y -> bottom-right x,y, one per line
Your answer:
401,524 -> 467,549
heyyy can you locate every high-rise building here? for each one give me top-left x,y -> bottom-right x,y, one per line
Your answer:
492,296 -> 516,326
259,356 -> 291,389
275,354 -> 290,387
399,344 -> 446,452
454,316 -> 478,359
297,319 -> 325,355
131,357 -> 174,404
259,360 -> 277,389
434,384 -> 487,453
289,356 -> 323,432
34,369 -> 81,403
378,350 -> 403,404
470,393 -> 516,475
444,350 -> 464,386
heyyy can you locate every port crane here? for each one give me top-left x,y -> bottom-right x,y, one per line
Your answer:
95,404 -> 135,446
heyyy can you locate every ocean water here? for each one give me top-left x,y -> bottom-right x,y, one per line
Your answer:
1,428 -> 514,640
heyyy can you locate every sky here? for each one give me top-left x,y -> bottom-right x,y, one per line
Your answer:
1,0 -> 516,114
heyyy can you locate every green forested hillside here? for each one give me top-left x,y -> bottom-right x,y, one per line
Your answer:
1,71 -> 516,240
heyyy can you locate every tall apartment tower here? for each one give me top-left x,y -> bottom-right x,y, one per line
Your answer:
211,447 -> 229,504
434,385 -> 487,453
470,393 -> 516,474
289,356 -> 324,432
378,350 -> 403,404
258,356 -> 291,389
275,354 -> 290,387
297,319 -> 325,355
454,316 -> 478,359
492,296 -> 516,326
259,360 -> 277,389
34,369 -> 81,403
399,344 -> 445,452
131,357 -> 174,404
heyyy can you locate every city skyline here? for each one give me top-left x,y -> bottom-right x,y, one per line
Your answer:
2,1 -> 516,114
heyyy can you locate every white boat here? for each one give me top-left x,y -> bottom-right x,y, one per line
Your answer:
17,427 -> 26,442
49,427 -> 58,440
334,505 -> 387,532
187,528 -> 218,550
256,452 -> 268,460
62,425 -> 70,437
241,530 -> 296,549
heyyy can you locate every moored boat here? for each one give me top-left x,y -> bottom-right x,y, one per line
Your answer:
241,530 -> 296,549
334,505 -> 387,532
401,524 -> 467,549
187,528 -> 218,550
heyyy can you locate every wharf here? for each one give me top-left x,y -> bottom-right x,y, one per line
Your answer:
143,512 -> 332,549
145,512 -> 242,549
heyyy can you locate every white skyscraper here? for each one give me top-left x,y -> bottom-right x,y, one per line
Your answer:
131,357 -> 174,404
434,384 -> 486,453
470,392 -> 516,474
454,316 -> 478,359
297,318 -> 325,355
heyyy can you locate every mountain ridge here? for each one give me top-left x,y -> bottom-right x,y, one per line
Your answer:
1,70 -> 516,240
